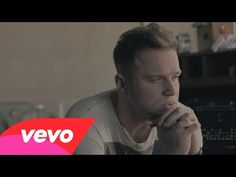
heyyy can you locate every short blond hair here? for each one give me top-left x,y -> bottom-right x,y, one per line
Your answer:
113,23 -> 178,76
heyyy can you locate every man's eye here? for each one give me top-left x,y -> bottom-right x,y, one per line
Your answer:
150,78 -> 162,82
172,76 -> 180,80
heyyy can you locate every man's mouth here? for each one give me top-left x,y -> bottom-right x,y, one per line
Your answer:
163,102 -> 177,110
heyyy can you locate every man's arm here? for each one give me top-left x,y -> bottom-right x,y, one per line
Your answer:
74,126 -> 105,155
65,105 -> 105,155
193,147 -> 203,155
189,128 -> 203,155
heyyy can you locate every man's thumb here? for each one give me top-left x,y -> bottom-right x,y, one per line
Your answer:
185,122 -> 201,134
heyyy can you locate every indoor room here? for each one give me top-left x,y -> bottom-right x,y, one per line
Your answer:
0,22 -> 235,154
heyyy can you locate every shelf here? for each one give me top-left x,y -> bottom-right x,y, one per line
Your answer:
178,49 -> 236,89
180,77 -> 236,88
178,48 -> 236,58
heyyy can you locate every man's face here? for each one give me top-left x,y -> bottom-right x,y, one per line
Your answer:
126,49 -> 181,120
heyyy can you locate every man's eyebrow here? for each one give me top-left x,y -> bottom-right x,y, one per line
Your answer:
145,71 -> 182,78
172,71 -> 182,75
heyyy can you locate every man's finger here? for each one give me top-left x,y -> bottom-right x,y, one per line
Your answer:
162,108 -> 186,128
171,115 -> 198,129
151,109 -> 174,127
185,122 -> 201,135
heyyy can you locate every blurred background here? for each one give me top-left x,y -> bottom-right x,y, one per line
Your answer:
0,22 -> 204,117
0,22 -> 235,154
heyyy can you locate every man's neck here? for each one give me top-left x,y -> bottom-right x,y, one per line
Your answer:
111,90 -> 153,143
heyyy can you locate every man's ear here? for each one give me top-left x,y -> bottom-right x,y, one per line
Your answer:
115,73 -> 128,94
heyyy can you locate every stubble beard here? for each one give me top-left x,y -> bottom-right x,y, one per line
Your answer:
128,99 -> 165,122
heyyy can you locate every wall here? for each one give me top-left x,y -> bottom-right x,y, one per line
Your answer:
0,22 -> 139,113
0,22 -> 235,115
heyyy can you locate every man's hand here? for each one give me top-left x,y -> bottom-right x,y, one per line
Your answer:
152,102 -> 203,154
189,126 -> 203,154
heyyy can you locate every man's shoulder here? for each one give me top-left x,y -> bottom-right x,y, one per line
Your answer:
65,89 -> 116,117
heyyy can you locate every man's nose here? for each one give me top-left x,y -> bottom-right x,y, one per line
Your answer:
163,80 -> 175,96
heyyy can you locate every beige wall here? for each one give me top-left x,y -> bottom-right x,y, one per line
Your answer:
0,22 -> 139,111
0,22 -> 235,113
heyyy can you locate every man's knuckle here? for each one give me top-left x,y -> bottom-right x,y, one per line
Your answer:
176,107 -> 181,114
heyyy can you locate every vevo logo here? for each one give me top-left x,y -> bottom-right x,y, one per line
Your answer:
21,129 -> 73,143
0,118 -> 95,155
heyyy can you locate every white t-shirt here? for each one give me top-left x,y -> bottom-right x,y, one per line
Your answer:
65,89 -> 159,155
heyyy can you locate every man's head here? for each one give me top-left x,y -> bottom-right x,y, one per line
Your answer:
113,23 -> 178,77
113,23 -> 181,119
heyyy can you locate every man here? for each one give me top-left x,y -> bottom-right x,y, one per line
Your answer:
66,23 -> 203,154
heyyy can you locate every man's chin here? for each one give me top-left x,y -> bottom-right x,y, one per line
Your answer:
149,110 -> 166,120
149,106 -> 176,120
